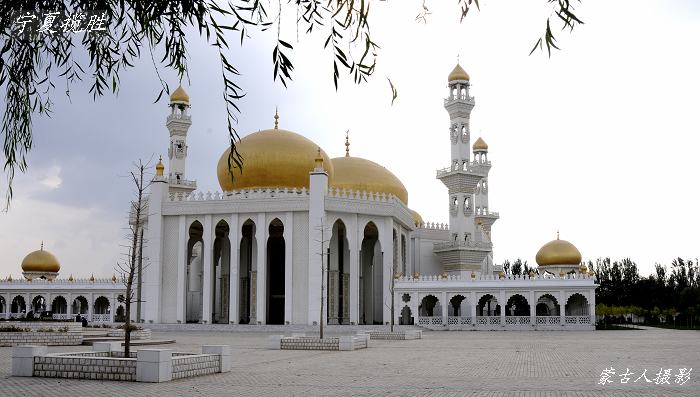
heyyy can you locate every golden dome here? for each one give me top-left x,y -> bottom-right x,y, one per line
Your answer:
473,137 -> 488,151
536,236 -> 582,266
448,63 -> 470,82
169,85 -> 189,103
217,129 -> 334,191
21,246 -> 60,273
155,156 -> 165,176
330,156 -> 408,204
411,210 -> 424,227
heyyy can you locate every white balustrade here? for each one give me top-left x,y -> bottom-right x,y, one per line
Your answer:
447,316 -> 472,325
91,314 -> 112,323
417,316 -> 443,326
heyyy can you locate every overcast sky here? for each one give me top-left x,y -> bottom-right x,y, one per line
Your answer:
1,0 -> 698,279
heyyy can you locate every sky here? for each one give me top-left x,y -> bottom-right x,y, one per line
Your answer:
1,0 -> 699,279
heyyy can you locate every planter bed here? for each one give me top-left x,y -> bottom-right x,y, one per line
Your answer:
106,329 -> 152,340
268,334 -> 369,351
1,331 -> 82,347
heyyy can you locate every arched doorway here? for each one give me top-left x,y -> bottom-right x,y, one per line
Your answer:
238,219 -> 256,324
186,221 -> 204,323
400,305 -> 413,325
449,295 -> 467,316
72,296 -> 88,316
565,293 -> 589,315
52,296 -> 68,314
11,295 -> 26,315
477,294 -> 500,316
266,218 -> 285,324
506,294 -> 530,316
31,295 -> 47,313
536,294 -> 560,316
94,296 -> 110,314
212,220 -> 231,324
0,296 -> 5,314
360,222 -> 382,325
328,219 -> 350,324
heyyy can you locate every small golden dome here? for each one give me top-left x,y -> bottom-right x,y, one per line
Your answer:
470,271 -> 476,279
498,271 -> 505,279
535,235 -> 582,266
579,264 -> 588,273
413,272 -> 420,279
559,270 -> 565,277
330,156 -> 408,204
21,245 -> 60,273
169,85 -> 189,103
155,156 -> 165,176
7,274 -> 12,281
411,210 -> 424,227
217,129 -> 335,191
68,274 -> 74,282
473,137 -> 488,151
89,274 -> 95,282
448,63 -> 470,82
112,274 -> 117,283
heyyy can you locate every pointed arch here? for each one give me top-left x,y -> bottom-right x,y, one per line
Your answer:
266,218 -> 285,324
186,220 -> 204,323
238,218 -> 257,324
360,221 -> 382,325
328,219 -> 350,324
212,219 -> 231,323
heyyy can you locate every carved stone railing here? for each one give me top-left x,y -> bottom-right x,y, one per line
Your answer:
168,187 -> 309,202
417,316 -> 443,326
447,316 -> 472,325
395,273 -> 595,283
436,162 -> 491,178
433,239 -> 492,250
92,314 -> 112,323
167,177 -> 197,188
565,315 -> 591,325
505,316 -> 531,325
536,316 -> 561,325
327,187 -> 396,203
417,222 -> 449,230
0,278 -> 120,285
52,313 -> 72,320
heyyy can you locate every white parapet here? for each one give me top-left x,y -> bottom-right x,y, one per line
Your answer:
202,345 -> 231,373
12,345 -> 47,377
136,349 -> 173,383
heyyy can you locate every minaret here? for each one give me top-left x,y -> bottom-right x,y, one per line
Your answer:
435,62 -> 499,275
166,85 -> 196,194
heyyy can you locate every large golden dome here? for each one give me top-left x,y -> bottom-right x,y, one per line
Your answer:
448,63 -> 470,82
330,156 -> 408,204
21,246 -> 60,273
217,129 -> 334,191
535,237 -> 582,266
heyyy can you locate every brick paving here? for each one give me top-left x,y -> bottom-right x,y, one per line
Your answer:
0,326 -> 698,396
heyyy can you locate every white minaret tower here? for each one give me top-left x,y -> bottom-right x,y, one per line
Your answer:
435,62 -> 499,276
166,85 -> 197,194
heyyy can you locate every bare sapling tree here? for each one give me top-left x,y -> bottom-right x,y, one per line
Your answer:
116,158 -> 153,356
314,219 -> 331,339
384,260 -> 399,333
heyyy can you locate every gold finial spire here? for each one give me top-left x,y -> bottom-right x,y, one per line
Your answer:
557,230 -> 560,240
40,241 -> 43,250
274,107 -> 279,129
155,156 -> 165,177
314,147 -> 324,170
345,130 -> 350,157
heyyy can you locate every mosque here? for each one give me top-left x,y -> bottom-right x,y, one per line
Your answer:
0,63 -> 597,330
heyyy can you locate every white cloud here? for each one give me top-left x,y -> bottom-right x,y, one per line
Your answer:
39,165 -> 62,190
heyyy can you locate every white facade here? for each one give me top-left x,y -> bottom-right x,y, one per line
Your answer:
130,64 -> 597,328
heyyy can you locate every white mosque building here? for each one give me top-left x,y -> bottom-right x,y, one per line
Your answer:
137,63 -> 597,330
0,63 -> 597,330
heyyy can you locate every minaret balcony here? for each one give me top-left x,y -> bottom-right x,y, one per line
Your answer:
436,161 -> 491,178
168,177 -> 197,189
432,239 -> 492,272
434,239 -> 493,251
475,211 -> 499,227
444,96 -> 475,105
166,114 -> 192,122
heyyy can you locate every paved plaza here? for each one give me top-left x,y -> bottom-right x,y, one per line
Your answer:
0,326 -> 698,396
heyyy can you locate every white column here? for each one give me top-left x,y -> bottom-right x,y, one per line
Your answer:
88,293 -> 94,321
349,214 -> 359,325
284,211 -> 294,325
201,214 -> 213,323
110,295 -> 117,322
381,217 -> 394,325
499,290 -> 506,326
228,213 -> 239,324
470,291 -> 476,319
67,293 -> 73,318
559,290 -> 566,326
307,166 -> 328,325
144,179 -> 167,323
255,212 -> 266,324
176,215 -> 187,323
529,290 -> 536,326
441,291 -> 448,324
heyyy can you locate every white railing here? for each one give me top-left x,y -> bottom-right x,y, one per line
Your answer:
505,316 -> 531,325
92,314 -> 112,323
565,315 -> 591,325
169,187 -> 309,202
433,239 -> 493,250
167,177 -> 197,188
327,188 -> 397,203
536,316 -> 561,325
436,162 -> 491,177
447,316 -> 472,325
52,313 -> 72,320
395,273 -> 595,283
417,316 -> 443,326
417,222 -> 449,231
